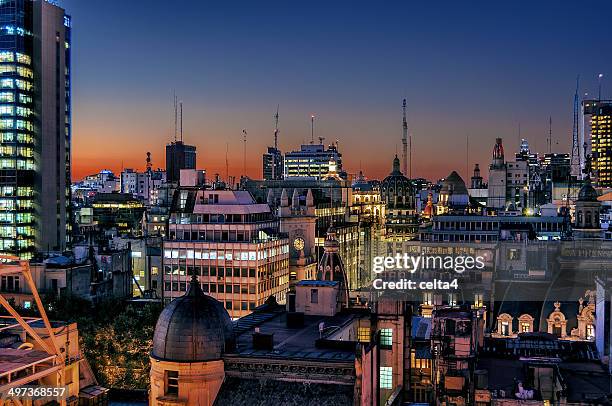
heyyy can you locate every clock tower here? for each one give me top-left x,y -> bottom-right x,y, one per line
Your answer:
277,188 -> 317,282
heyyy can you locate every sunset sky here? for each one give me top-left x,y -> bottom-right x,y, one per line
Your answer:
64,0 -> 612,182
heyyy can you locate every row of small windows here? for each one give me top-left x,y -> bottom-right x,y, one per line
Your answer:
0,51 -> 31,65
0,187 -> 33,198
0,105 -> 32,117
0,198 -> 34,211
0,145 -> 34,157
0,158 -> 35,170
0,65 -> 33,78
0,119 -> 33,131
0,213 -> 32,223
0,92 -> 31,104
0,78 -> 32,91
0,132 -> 34,143
0,225 -> 35,238
164,247 -> 288,260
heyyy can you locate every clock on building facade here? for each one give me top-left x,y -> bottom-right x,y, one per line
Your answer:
293,237 -> 305,251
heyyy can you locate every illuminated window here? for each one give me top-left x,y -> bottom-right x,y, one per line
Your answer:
587,324 -> 594,340
520,322 -> 530,333
379,366 -> 393,389
380,328 -> 393,347
474,293 -> 483,308
358,327 -> 370,343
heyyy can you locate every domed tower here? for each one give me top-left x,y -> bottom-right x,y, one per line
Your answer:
573,177 -> 602,240
316,227 -> 349,307
438,171 -> 469,214
380,155 -> 418,238
150,275 -> 235,405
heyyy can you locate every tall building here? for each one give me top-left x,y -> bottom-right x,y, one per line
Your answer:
163,188 -> 290,318
121,167 -> 166,204
165,140 -> 196,183
284,143 -> 343,179
0,0 -> 72,258
487,138 -> 507,209
583,100 -> 612,187
262,146 -> 283,180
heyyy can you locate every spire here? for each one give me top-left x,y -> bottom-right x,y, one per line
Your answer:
267,189 -> 274,206
391,154 -> 402,175
291,189 -> 300,208
280,189 -> 289,207
306,188 -> 314,207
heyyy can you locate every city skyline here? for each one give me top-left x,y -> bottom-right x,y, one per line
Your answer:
64,0 -> 612,181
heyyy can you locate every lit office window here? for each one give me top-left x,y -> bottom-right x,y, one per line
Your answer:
380,328 -> 393,347
358,327 -> 370,343
379,366 -> 393,389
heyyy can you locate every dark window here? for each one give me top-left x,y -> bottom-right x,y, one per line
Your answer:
165,370 -> 178,396
311,289 -> 318,304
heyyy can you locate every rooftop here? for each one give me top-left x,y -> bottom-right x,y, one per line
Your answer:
232,306 -> 360,362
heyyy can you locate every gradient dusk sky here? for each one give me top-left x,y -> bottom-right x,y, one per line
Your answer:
63,0 -> 612,182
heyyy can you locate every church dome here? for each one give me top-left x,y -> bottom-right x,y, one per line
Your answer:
381,155 -> 414,209
577,180 -> 599,202
152,276 -> 235,362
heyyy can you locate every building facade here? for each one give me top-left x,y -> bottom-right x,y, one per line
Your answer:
0,0 -> 71,258
165,140 -> 196,183
284,143 -> 343,179
583,100 -> 612,187
163,189 -> 290,318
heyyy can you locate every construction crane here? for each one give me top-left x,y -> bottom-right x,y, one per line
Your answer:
402,99 -> 408,176
0,255 -> 67,405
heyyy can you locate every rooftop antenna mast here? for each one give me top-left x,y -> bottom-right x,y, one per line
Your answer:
402,99 -> 408,176
242,129 -> 247,178
548,116 -> 552,154
598,73 -> 604,101
173,92 -> 178,142
179,101 -> 183,142
274,105 -> 279,150
570,76 -> 581,180
225,142 -> 229,183
310,114 -> 315,144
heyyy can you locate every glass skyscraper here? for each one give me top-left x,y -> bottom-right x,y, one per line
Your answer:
0,0 -> 71,258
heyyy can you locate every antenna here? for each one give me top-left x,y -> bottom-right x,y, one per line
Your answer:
242,129 -> 247,178
179,101 -> 183,142
274,105 -> 280,150
548,116 -> 552,154
225,142 -> 229,183
402,99 -> 408,175
571,75 -> 581,179
310,115 -> 315,144
318,136 -> 325,145
409,131 -> 413,179
466,134 -> 469,181
173,92 -> 177,142
598,73 -> 604,101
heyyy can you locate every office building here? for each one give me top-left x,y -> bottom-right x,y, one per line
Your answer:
121,167 -> 166,204
583,100 -> 612,187
284,143 -> 343,179
165,140 -> 196,183
163,188 -> 290,318
0,0 -> 72,258
262,146 -> 283,180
